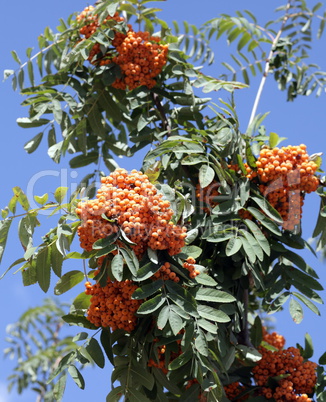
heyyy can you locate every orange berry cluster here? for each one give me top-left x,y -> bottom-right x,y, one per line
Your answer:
183,256 -> 200,279
255,145 -> 318,188
85,276 -> 141,332
152,261 -> 180,283
253,145 -> 319,231
262,326 -> 286,350
228,162 -> 258,180
253,346 -> 317,401
151,257 -> 199,282
76,168 -> 187,259
76,6 -> 168,89
77,7 -> 125,64
111,30 -> 168,90
76,5 -> 96,27
224,382 -> 249,401
77,7 -> 125,38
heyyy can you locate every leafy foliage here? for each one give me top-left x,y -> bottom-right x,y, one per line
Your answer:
4,299 -> 86,400
202,2 -> 326,100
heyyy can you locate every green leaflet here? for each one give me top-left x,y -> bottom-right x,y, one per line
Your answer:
197,305 -> 231,323
137,294 -> 165,315
244,219 -> 270,255
86,338 -> 105,368
199,164 -> 215,188
0,219 -> 12,264
195,288 -> 236,303
289,298 -> 303,324
168,348 -> 193,370
111,253 -> 124,281
68,365 -> 85,389
62,314 -> 98,330
36,247 -> 51,292
54,270 -> 84,295
132,280 -> 164,300
225,236 -> 242,256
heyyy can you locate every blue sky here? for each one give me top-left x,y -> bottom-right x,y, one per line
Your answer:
1,1 -> 326,401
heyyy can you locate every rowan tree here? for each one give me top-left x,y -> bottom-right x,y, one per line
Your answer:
2,0 -> 326,401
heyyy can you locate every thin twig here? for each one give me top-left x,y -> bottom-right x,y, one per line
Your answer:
247,0 -> 293,130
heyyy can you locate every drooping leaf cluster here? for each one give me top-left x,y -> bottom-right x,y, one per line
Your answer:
202,0 -> 326,100
4,299 -> 87,400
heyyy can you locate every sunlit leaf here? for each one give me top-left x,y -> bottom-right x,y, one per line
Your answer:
169,310 -> 184,335
68,365 -> 85,389
225,236 -> 242,256
199,164 -> 215,188
195,288 -> 236,303
54,187 -> 68,204
197,305 -> 230,323
195,328 -> 208,356
157,305 -> 170,330
0,219 -> 12,264
111,253 -> 124,281
292,292 -> 320,316
24,132 -> 43,154
289,298 -> 303,324
53,373 -> 67,401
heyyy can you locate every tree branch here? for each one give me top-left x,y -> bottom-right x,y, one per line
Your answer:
247,0 -> 293,130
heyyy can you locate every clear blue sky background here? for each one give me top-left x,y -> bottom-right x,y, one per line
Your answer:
0,1 -> 326,401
